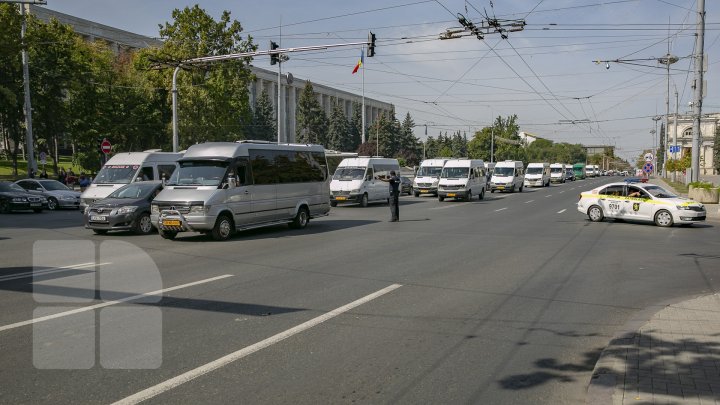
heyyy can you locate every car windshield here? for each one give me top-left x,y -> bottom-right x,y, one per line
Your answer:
527,167 -> 543,174
644,185 -> 677,198
38,180 -> 70,191
94,165 -> 139,184
494,167 -> 514,176
108,183 -> 159,199
333,167 -> 365,181
417,166 -> 442,177
169,160 -> 229,186
0,183 -> 25,192
441,167 -> 469,178
551,167 -> 564,173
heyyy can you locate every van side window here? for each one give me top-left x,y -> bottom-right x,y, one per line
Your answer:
365,167 -> 374,180
158,165 -> 176,182
249,150 -> 277,184
141,166 -> 154,180
232,157 -> 250,186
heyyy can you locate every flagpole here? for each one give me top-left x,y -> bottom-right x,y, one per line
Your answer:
361,46 -> 366,144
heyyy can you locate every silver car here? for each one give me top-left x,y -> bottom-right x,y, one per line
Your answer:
15,179 -> 81,210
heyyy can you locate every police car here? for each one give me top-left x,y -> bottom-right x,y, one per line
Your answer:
577,181 -> 706,227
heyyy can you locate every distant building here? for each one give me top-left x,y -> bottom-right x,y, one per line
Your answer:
519,131 -> 538,145
585,145 -> 615,157
30,6 -> 394,144
667,113 -> 718,175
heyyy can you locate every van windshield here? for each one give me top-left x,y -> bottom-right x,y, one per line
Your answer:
441,167 -> 468,178
169,160 -> 228,186
333,167 -> 365,181
417,166 -> 443,177
494,167 -> 514,177
526,167 -> 543,174
94,165 -> 139,184
550,167 -> 564,173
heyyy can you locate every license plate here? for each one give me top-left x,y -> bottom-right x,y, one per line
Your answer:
162,219 -> 181,227
497,186 -> 505,190
335,196 -> 347,201
90,215 -> 107,222
420,190 -> 428,193
447,193 -> 456,197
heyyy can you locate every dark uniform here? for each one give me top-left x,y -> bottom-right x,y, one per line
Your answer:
387,171 -> 400,222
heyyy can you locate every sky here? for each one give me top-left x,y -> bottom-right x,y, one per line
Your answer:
42,0 -> 719,163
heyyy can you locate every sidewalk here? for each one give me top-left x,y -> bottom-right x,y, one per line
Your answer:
586,179 -> 720,404
650,177 -> 720,222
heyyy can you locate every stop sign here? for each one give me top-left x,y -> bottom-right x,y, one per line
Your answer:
101,139 -> 112,154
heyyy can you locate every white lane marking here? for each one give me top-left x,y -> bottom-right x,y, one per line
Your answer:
0,274 -> 234,333
524,200 -> 534,204
112,283 -> 403,405
559,191 -> 565,194
429,202 -> 469,210
494,207 -> 508,212
545,195 -> 553,198
557,209 -> 567,214
0,262 -> 111,283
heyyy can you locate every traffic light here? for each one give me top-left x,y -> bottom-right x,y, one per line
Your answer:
270,41 -> 279,65
367,32 -> 376,57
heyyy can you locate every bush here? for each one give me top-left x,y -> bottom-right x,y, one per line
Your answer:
689,181 -> 716,190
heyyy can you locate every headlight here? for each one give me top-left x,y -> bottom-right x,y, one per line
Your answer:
189,205 -> 206,215
12,197 -> 26,202
676,205 -> 690,210
117,206 -> 138,214
151,205 -> 159,215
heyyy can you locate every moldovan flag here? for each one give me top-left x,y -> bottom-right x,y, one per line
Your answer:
352,49 -> 364,74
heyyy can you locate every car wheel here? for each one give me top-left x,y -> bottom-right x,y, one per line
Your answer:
414,191 -> 420,197
654,209 -> 674,227
438,196 -> 445,202
93,229 -> 108,235
490,189 -> 495,193
0,200 -> 9,214
133,213 -> 154,235
587,205 -> 604,222
290,207 -> 310,229
360,193 -> 368,207
465,190 -> 472,202
47,197 -> 58,211
330,201 -> 338,207
479,188 -> 485,200
211,214 -> 234,241
159,229 -> 177,240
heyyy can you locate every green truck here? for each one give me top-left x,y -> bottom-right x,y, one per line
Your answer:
573,163 -> 586,180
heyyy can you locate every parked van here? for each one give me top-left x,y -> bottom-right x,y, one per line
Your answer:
413,158 -> 448,197
151,141 -> 330,241
550,163 -> 566,183
573,163 -> 586,180
80,151 -> 182,212
490,160 -> 524,193
525,162 -> 551,187
586,164 -> 598,178
437,159 -> 487,201
330,157 -> 400,207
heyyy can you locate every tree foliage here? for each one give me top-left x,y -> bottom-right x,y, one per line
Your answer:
295,81 -> 328,145
250,89 -> 276,141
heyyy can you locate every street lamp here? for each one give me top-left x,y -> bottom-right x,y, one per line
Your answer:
652,116 -> 661,175
658,54 -> 678,177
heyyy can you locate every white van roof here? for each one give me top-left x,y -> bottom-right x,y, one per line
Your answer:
442,159 -> 484,168
181,141 -> 325,160
527,162 -> 549,167
338,157 -> 399,167
495,160 -> 523,168
419,158 -> 449,167
105,151 -> 183,165
550,163 -> 564,167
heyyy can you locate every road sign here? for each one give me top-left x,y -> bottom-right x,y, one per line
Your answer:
643,162 -> 654,174
101,139 -> 112,154
39,151 -> 46,165
669,146 -> 681,154
644,152 -> 654,162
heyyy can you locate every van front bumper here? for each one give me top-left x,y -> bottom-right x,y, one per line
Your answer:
438,189 -> 468,199
524,179 -> 544,187
330,193 -> 363,203
154,211 -> 216,233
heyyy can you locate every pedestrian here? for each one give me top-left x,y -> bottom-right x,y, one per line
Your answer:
58,167 -> 67,184
78,173 -> 91,192
29,167 -> 36,178
378,170 -> 401,222
39,169 -> 48,179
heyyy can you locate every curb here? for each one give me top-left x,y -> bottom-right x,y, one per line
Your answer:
585,293 -> 711,404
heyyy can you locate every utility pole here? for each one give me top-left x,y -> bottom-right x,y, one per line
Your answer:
20,3 -> 38,175
659,49 -> 678,177
690,0 -> 706,182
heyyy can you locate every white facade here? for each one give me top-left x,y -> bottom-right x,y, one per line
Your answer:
667,113 -> 718,175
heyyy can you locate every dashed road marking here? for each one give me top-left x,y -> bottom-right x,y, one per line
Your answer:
494,207 -> 508,212
524,200 -> 534,204
557,209 -> 567,214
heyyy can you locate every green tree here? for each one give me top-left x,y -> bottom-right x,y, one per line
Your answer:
0,4 -> 24,175
137,5 -> 256,148
327,99 -> 349,150
250,89 -> 276,141
296,81 -> 328,145
348,102 -> 363,151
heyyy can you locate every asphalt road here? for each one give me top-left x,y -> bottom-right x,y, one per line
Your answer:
1,177 -> 719,404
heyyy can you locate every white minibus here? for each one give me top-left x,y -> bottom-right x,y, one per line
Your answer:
437,159 -> 487,201
330,157 -> 400,207
525,162 -> 551,187
413,158 -> 448,197
550,163 -> 566,183
490,160 -> 525,193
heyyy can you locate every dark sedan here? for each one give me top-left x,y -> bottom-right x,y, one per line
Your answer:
0,181 -> 48,213
84,181 -> 162,235
400,176 -> 413,195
